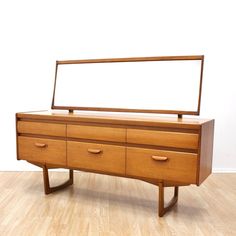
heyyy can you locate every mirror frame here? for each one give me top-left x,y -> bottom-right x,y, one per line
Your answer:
51,55 -> 204,116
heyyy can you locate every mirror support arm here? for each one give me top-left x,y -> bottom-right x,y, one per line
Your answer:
69,109 -> 74,114
178,114 -> 183,119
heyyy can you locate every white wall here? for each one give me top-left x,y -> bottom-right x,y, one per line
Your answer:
0,0 -> 235,171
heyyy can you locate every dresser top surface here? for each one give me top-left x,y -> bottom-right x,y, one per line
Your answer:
16,110 -> 213,129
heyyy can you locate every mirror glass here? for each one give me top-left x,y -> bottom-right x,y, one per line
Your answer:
53,59 -> 202,113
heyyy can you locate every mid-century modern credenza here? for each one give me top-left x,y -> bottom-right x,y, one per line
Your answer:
16,56 -> 214,217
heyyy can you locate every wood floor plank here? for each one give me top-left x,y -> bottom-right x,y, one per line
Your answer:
0,172 -> 235,236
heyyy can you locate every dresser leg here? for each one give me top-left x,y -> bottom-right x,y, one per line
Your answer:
42,165 -> 74,194
158,182 -> 179,217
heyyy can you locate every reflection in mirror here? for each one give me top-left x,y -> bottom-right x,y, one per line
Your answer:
53,58 -> 203,114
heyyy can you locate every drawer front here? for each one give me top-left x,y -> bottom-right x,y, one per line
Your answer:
67,125 -> 126,142
127,129 -> 199,149
126,147 -> 197,183
67,141 -> 125,174
18,136 -> 66,165
17,121 -> 66,137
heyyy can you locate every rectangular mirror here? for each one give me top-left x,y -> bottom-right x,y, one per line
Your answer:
52,56 -> 204,116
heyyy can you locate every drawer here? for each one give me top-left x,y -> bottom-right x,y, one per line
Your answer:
17,121 -> 66,137
67,141 -> 125,174
127,129 -> 199,149
126,147 -> 197,183
18,136 -> 66,165
67,125 -> 126,142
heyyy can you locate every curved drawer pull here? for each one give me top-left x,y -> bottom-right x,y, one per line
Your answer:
87,148 -> 102,154
35,143 -> 47,148
151,155 -> 168,161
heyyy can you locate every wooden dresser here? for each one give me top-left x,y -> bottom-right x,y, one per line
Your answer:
16,110 -> 214,216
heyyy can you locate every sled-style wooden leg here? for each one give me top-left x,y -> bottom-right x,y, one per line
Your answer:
42,165 -> 74,194
158,182 -> 179,217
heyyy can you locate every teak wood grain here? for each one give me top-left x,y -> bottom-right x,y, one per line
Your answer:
15,110 -> 214,217
67,141 -> 126,175
67,124 -> 126,142
198,119 -> 215,185
17,121 -> 66,137
18,136 -> 66,165
127,129 -> 199,149
126,147 -> 197,183
14,55 -> 214,217
57,55 -> 203,64
16,110 -> 209,129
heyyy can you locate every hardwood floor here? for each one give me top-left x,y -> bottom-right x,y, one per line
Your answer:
0,172 -> 235,236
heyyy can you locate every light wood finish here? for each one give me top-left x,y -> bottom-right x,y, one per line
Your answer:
17,121 -> 66,137
67,141 -> 126,174
87,148 -> 102,154
16,110 -> 214,216
34,142 -> 47,148
57,55 -> 204,64
127,129 -> 199,149
0,172 -> 235,236
197,57 -> 204,114
67,124 -> 126,142
198,119 -> 215,184
18,136 -> 66,165
16,110 -> 209,129
151,155 -> 168,161
39,163 -> 188,188
126,147 -> 197,183
53,106 -> 199,116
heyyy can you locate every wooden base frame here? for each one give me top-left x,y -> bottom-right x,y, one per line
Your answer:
42,165 -> 74,194
40,165 -> 179,216
158,182 -> 179,217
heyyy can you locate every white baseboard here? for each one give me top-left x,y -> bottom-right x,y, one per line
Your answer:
212,168 -> 236,173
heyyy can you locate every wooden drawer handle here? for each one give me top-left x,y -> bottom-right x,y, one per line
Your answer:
35,143 -> 47,148
151,155 -> 168,161
87,148 -> 102,154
